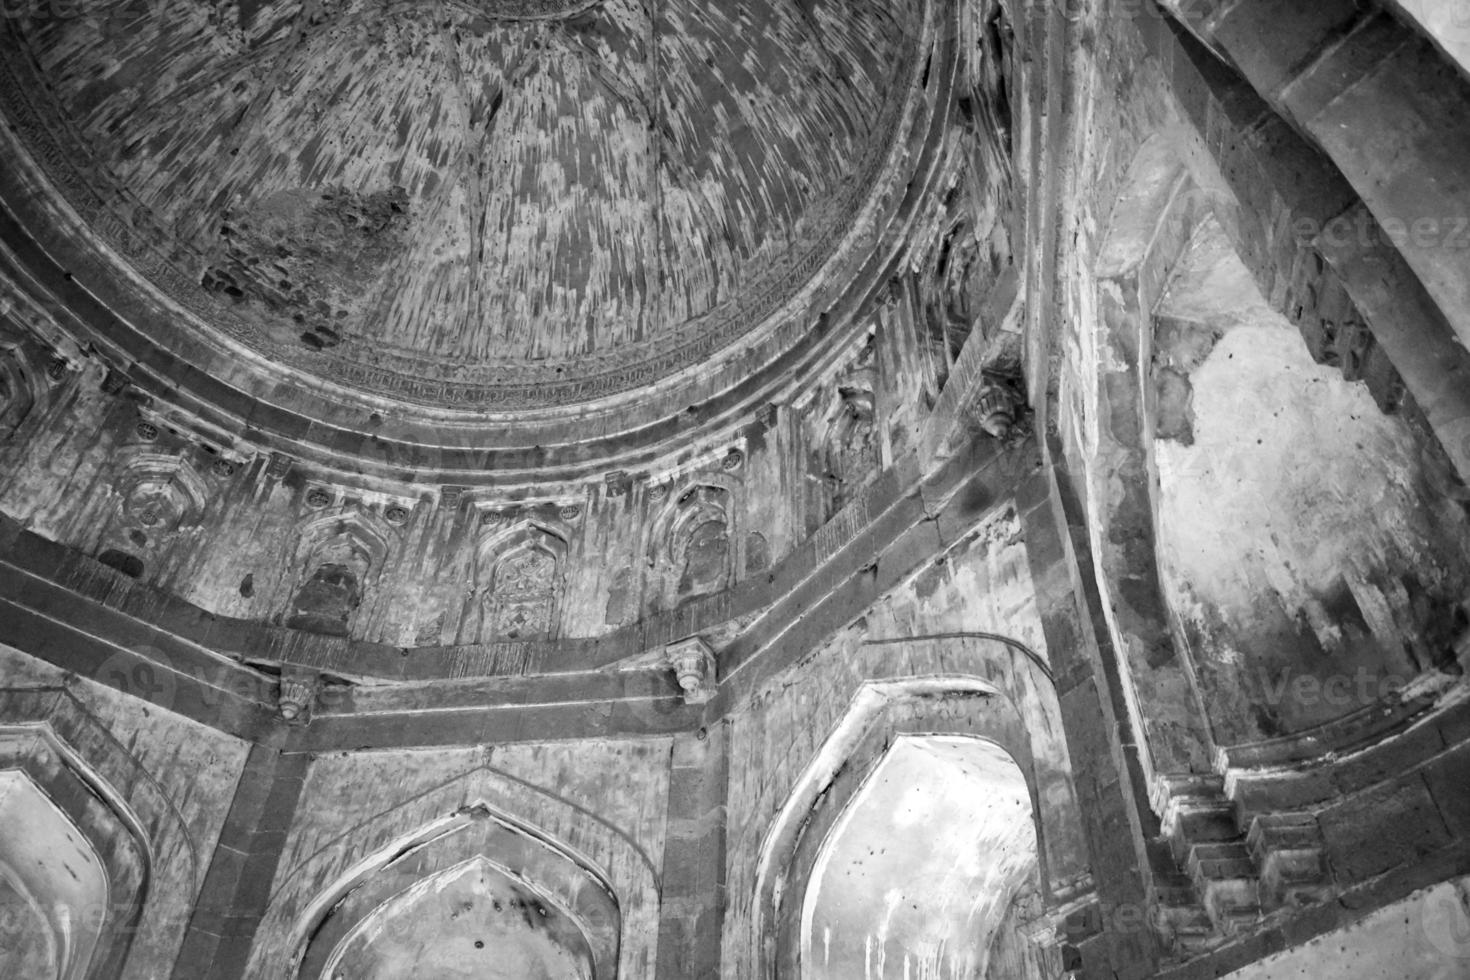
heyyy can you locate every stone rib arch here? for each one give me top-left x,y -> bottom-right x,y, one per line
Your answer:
748,635 -> 1090,979
253,764 -> 659,979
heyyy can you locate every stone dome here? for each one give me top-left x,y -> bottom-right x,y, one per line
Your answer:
2,0 -> 930,413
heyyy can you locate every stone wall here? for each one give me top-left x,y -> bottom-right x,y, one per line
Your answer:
245,738 -> 673,977
719,501 -> 1086,977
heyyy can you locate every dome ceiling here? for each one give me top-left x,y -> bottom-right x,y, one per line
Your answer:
4,0 -> 926,410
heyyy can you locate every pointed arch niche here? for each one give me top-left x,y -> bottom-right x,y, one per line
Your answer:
0,719 -> 155,980
800,735 -> 1040,979
647,473 -> 742,613
0,340 -> 42,438
293,806 -> 616,980
470,520 -> 569,642
257,765 -> 659,979
752,664 -> 1080,980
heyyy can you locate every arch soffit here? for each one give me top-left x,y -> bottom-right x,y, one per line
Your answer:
296,810 -> 621,980
266,764 -> 658,980
750,630 -> 1090,977
1082,129 -> 1246,783
0,694 -> 201,979
0,690 -> 199,881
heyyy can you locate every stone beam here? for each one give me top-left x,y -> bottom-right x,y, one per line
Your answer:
1314,204 -> 1470,481
655,726 -> 728,980
170,747 -> 310,980
1164,0 -> 1470,352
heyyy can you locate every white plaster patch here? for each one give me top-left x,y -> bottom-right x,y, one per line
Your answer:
800,736 -> 1039,980
1154,228 -> 1460,655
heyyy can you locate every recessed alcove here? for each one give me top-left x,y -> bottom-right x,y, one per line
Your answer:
800,736 -> 1041,979
0,770 -> 109,980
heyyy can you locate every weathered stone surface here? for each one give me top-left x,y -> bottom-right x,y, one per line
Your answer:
0,0 -> 1468,976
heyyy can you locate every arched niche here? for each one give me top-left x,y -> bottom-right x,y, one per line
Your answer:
254,765 -> 659,979
470,521 -> 570,642
1082,130 -> 1470,789
798,735 -> 1043,979
0,770 -> 109,980
1148,215 -> 1470,746
287,511 -> 393,637
803,350 -> 880,520
752,660 -> 1080,980
1080,133 -> 1221,785
323,856 -> 596,980
647,474 -> 742,612
295,806 -> 616,980
0,718 -> 156,980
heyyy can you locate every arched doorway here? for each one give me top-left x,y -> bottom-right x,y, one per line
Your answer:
799,735 -> 1044,979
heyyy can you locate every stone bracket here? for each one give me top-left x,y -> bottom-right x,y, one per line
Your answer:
665,636 -> 717,705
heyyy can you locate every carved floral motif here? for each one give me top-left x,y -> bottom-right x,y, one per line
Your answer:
490,549 -> 558,639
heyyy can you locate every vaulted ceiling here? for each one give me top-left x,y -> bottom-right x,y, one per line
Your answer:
8,0 -> 927,410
